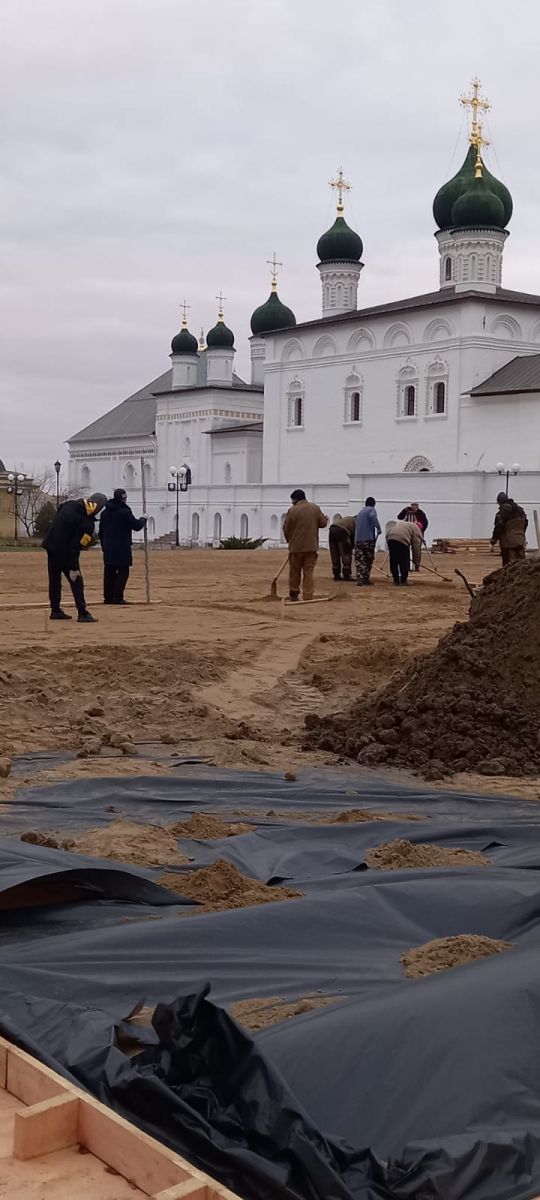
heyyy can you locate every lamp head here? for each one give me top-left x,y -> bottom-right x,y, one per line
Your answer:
511,462 -> 521,474
496,462 -> 505,474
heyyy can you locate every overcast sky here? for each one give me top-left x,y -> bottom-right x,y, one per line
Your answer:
2,0 -> 539,478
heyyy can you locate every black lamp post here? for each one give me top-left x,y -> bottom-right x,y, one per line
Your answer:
54,460 -> 61,509
168,466 -> 191,547
7,473 -> 25,542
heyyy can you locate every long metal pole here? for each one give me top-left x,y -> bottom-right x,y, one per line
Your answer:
56,471 -> 60,510
13,486 -> 18,542
140,457 -> 151,604
175,477 -> 180,547
506,469 -> 509,496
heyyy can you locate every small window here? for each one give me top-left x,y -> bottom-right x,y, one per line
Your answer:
405,385 -> 416,417
435,381 -> 446,414
445,256 -> 452,282
351,391 -> 360,422
294,396 -> 303,427
240,513 -> 249,538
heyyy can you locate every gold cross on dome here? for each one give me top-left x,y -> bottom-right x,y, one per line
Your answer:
329,167 -> 352,211
266,252 -> 283,283
215,291 -> 227,317
179,300 -> 190,325
460,78 -> 491,147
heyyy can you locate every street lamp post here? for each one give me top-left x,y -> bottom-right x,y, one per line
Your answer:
496,461 -> 521,497
168,466 -> 190,547
54,460 -> 61,509
7,473 -> 25,542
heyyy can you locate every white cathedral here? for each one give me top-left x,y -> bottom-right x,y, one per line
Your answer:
68,83 -> 540,547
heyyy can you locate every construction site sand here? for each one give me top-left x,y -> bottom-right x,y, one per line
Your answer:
168,814 -> 255,838
401,934 -> 512,978
124,994 -> 337,1034
365,838 -> 490,870
21,819 -> 189,868
306,559 -> 540,780
159,859 -> 303,912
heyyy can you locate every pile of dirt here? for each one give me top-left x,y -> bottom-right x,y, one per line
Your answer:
159,858 -> 303,912
305,560 -> 540,777
228,994 -> 336,1031
365,839 -> 490,870
168,814 -> 254,839
21,819 -> 188,868
401,934 -> 512,979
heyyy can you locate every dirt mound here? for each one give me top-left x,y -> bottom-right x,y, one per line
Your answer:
159,859 -> 303,912
168,814 -> 254,839
365,838 -> 490,870
229,994 -> 336,1031
401,934 -> 512,979
21,819 -> 188,868
305,559 -> 540,777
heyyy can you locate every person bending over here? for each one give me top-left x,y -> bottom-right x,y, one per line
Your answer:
43,493 -> 107,622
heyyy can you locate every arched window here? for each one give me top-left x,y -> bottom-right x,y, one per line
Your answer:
80,464 -> 91,489
405,385 -> 416,417
191,512 -> 200,542
240,513 -> 249,538
147,516 -> 155,538
213,512 -> 222,542
435,381 -> 446,414
287,377 -> 304,429
343,371 -> 363,424
224,462 -> 232,484
396,364 -> 418,418
351,392 -> 361,422
270,514 -> 279,533
445,256 -> 452,281
404,455 -> 434,473
124,463 -> 136,487
143,461 -> 152,487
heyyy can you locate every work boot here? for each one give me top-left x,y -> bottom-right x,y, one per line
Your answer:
78,612 -> 98,623
50,610 -> 72,620
333,573 -> 341,581
289,592 -> 299,602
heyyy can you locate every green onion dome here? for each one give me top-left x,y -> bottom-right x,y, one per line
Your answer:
206,313 -> 234,348
250,284 -> 296,335
434,144 -> 513,230
171,322 -> 198,355
451,175 -> 506,230
317,211 -> 363,263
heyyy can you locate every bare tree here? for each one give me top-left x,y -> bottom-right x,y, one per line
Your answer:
7,469 -> 56,538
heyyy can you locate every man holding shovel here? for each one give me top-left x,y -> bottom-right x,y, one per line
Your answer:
283,490 -> 327,601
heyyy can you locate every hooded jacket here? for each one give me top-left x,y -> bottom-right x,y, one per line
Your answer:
42,500 -> 96,571
491,501 -> 528,550
99,497 -> 146,567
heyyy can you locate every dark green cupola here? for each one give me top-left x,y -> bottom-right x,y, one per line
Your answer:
171,319 -> 198,355
251,281 -> 296,335
317,210 -> 363,263
206,308 -> 234,349
433,144 -> 512,232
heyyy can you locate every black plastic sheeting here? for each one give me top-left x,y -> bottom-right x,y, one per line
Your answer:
2,767 -> 540,1199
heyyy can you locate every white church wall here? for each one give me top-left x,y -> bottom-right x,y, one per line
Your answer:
459,392 -> 540,472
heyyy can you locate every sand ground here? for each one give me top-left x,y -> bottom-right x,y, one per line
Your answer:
1,544 -> 538,802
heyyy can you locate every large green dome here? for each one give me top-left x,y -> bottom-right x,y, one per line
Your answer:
317,213 -> 363,263
434,144 -> 513,230
452,175 -> 506,230
250,286 -> 296,335
206,315 -> 234,349
171,324 -> 198,355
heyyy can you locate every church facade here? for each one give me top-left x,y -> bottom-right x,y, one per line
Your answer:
68,86 -> 540,546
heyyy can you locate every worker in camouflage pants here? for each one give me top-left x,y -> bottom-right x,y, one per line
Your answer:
354,497 -> 381,586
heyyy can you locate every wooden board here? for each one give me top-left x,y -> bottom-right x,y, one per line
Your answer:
0,1035 -> 241,1200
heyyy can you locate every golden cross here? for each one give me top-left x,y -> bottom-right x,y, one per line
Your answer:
329,167 -> 352,211
179,300 -> 190,324
215,291 -> 227,316
266,252 -> 283,283
460,78 -> 491,148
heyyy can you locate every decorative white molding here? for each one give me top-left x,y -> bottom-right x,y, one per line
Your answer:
317,260 -> 363,317
384,322 -> 412,349
436,228 -> 508,292
396,361 -> 418,418
343,369 -> 363,424
425,356 -> 449,417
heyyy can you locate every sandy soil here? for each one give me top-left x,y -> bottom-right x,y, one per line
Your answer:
1,545 -> 539,801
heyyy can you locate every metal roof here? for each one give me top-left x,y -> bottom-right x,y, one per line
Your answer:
265,286 -> 540,337
69,361 -> 261,444
470,353 -> 540,396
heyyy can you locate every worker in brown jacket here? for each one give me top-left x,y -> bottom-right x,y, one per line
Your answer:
328,515 -> 356,580
283,489 -> 328,601
491,493 -> 528,565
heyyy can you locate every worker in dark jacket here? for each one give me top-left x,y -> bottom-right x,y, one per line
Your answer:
328,515 -> 356,580
99,489 -> 147,604
397,502 -> 429,534
42,493 -> 107,621
491,493 -> 528,565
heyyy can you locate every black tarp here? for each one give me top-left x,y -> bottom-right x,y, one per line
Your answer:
2,767 -> 540,1199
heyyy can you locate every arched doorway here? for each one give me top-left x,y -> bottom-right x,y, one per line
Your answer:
240,513 -> 249,539
191,512 -> 200,543
213,512 -> 222,542
124,463 -> 136,487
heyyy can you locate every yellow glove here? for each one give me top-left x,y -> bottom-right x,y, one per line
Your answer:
80,533 -> 92,547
